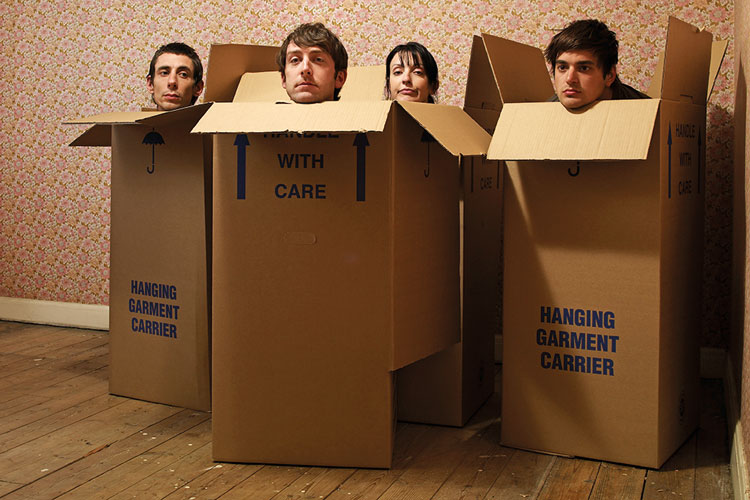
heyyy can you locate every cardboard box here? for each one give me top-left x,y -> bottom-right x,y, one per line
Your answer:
209,45 -> 501,429
193,99 -> 490,467
395,153 -> 502,426
67,44 -> 280,411
486,17 -> 723,468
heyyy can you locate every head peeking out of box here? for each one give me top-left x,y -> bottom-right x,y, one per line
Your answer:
277,23 -> 348,103
385,42 -> 439,103
146,42 -> 204,111
544,19 -> 648,110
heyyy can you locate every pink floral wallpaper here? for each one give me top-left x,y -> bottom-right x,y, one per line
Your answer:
0,0 -> 735,347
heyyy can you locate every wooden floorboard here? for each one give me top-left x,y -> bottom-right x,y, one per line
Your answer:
0,321 -> 733,500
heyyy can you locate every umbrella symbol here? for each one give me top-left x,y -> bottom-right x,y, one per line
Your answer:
142,130 -> 164,174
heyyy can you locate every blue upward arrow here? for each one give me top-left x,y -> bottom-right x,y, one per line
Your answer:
353,133 -> 369,202
667,124 -> 672,199
234,134 -> 250,200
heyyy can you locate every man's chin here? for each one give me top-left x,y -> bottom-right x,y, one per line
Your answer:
289,91 -> 329,104
559,95 -> 594,110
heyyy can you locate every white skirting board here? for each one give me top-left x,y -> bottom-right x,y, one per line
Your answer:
0,297 -> 108,331
725,355 -> 750,500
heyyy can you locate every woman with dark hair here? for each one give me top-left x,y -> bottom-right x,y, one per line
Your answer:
385,42 -> 439,103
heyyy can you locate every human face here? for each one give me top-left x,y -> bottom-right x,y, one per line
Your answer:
552,49 -> 615,109
281,41 -> 346,103
146,53 -> 204,111
388,53 -> 435,103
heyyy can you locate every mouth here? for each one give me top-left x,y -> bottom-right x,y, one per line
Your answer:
398,88 -> 416,95
562,89 -> 580,96
296,82 -> 317,89
163,93 -> 180,100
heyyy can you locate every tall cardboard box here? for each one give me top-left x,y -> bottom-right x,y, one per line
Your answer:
395,34 -> 545,428
395,154 -> 502,426
193,100 -> 490,467
487,17 -> 721,467
213,51 -> 502,429
66,44 -> 280,410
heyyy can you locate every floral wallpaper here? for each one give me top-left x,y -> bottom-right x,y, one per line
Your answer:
0,0 -> 735,347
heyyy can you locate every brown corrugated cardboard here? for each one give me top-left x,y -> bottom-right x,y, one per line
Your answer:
396,37 -> 509,427
396,155 -> 502,426
487,16 -> 720,468
65,44 -> 280,411
68,104 -> 214,411
193,99 -> 490,467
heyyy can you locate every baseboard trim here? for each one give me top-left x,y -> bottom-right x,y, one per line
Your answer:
725,356 -> 750,500
0,297 -> 109,331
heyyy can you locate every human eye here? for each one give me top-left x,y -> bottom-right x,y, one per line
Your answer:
555,62 -> 567,72
178,70 -> 190,78
579,64 -> 590,72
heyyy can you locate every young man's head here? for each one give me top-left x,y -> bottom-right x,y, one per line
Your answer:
277,23 -> 348,103
545,19 -> 619,109
146,42 -> 204,111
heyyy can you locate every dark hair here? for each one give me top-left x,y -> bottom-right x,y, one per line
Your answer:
277,23 -> 348,99
147,42 -> 203,104
544,19 -> 619,78
385,42 -> 439,103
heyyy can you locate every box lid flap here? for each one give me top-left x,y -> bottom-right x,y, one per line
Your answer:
707,39 -> 728,101
233,71 -> 289,102
135,102 -> 212,127
203,43 -> 280,102
65,110 -> 160,125
480,33 -> 553,103
192,101 -> 392,134
69,124 -> 112,147
338,65 -> 386,101
464,35 -> 502,114
398,101 -> 491,156
232,65 -> 386,103
488,99 -> 660,160
658,16 -> 712,105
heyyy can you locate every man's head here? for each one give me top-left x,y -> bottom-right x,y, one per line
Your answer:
277,23 -> 348,103
544,19 -> 619,109
146,42 -> 204,111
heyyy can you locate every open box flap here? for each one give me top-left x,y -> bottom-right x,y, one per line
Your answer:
192,100 -> 392,134
488,99 -> 660,161
66,110 -> 161,147
481,33 -> 554,104
398,101 -> 491,157
65,111 -> 160,125
135,102 -> 212,128
203,43 -> 280,102
656,17 -> 713,105
69,124 -> 113,147
232,65 -> 386,103
647,28 -> 722,103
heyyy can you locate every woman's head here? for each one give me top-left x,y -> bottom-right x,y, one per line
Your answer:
385,42 -> 439,103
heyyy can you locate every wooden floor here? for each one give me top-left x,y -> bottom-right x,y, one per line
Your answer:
0,321 -> 733,500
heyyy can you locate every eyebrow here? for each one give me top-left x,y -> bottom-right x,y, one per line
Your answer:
556,58 -> 597,66
287,47 -> 328,58
157,64 -> 193,73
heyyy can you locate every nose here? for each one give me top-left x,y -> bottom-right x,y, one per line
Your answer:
565,68 -> 579,84
167,70 -> 178,88
400,71 -> 412,84
300,57 -> 311,74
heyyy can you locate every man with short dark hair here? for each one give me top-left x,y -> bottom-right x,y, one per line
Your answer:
544,19 -> 648,109
146,42 -> 204,111
277,23 -> 348,103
